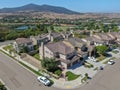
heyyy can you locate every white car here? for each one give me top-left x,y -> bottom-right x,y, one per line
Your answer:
37,76 -> 50,86
108,60 -> 115,65
88,57 -> 97,62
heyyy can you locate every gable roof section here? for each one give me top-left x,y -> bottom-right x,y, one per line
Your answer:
68,38 -> 86,48
16,38 -> 33,44
46,41 -> 74,55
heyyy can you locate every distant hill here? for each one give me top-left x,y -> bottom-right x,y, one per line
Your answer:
0,4 -> 80,14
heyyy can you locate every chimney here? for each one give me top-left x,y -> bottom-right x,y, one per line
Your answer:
90,30 -> 93,37
87,41 -> 91,46
66,34 -> 69,40
108,29 -> 111,33
39,42 -> 44,59
70,30 -> 74,37
48,30 -> 52,41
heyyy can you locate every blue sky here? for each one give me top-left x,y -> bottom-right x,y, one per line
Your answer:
0,0 -> 120,12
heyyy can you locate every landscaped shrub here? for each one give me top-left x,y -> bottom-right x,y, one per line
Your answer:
84,61 -> 94,68
54,69 -> 62,76
42,69 -> 60,79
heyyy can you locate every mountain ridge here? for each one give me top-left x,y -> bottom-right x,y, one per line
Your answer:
0,3 -> 80,14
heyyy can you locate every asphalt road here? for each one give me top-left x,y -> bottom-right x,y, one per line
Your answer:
79,58 -> 120,90
0,52 -> 61,90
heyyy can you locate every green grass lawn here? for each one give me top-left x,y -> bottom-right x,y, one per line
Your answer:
103,57 -> 116,64
84,61 -> 94,68
93,67 -> 99,71
33,53 -> 41,60
66,71 -> 80,81
96,55 -> 106,62
3,45 -> 13,51
54,26 -> 69,32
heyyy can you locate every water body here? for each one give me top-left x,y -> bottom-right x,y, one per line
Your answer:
16,26 -> 36,30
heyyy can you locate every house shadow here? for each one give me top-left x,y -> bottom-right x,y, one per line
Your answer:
104,53 -> 112,57
68,63 -> 83,70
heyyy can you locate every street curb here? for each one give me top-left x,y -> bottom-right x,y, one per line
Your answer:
0,78 -> 10,90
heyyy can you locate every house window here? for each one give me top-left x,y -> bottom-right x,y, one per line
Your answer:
45,50 -> 49,54
81,45 -> 88,52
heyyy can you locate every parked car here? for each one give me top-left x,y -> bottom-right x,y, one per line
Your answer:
88,56 -> 97,62
37,76 -> 50,86
108,60 -> 115,65
99,66 -> 104,70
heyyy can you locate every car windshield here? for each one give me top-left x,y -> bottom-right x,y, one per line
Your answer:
43,78 -> 48,82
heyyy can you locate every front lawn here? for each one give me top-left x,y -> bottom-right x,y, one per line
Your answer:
96,54 -> 106,62
3,45 -> 13,51
33,53 -> 41,60
66,71 -> 80,81
84,61 -> 94,68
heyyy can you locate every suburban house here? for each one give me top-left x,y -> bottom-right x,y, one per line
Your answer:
47,32 -> 64,42
92,33 -> 113,45
13,38 -> 34,53
67,38 -> 89,59
30,34 -> 49,46
30,32 -> 64,46
110,32 -> 120,44
39,36 -> 97,68
82,36 -> 103,46
39,41 -> 81,69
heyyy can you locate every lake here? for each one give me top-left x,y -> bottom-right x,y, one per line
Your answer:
16,26 -> 36,30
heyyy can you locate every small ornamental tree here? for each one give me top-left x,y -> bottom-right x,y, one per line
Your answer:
41,58 -> 58,72
96,45 -> 108,55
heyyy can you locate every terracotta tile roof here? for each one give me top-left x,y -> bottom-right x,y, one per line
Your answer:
110,32 -> 120,38
50,32 -> 63,38
82,36 -> 104,44
46,41 -> 74,55
16,38 -> 33,44
68,38 -> 86,48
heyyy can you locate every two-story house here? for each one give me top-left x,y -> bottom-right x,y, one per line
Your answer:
30,34 -> 49,46
47,32 -> 64,42
39,41 -> 80,69
13,38 -> 34,53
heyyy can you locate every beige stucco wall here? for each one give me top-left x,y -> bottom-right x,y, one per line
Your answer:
44,46 -> 54,58
59,53 -> 66,60
30,37 -> 37,45
61,62 -> 67,69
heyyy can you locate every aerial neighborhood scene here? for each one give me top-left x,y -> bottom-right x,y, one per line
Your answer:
1,0 -> 120,90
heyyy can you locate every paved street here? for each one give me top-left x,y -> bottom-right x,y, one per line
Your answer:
79,58 -> 120,90
0,52 -> 61,90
